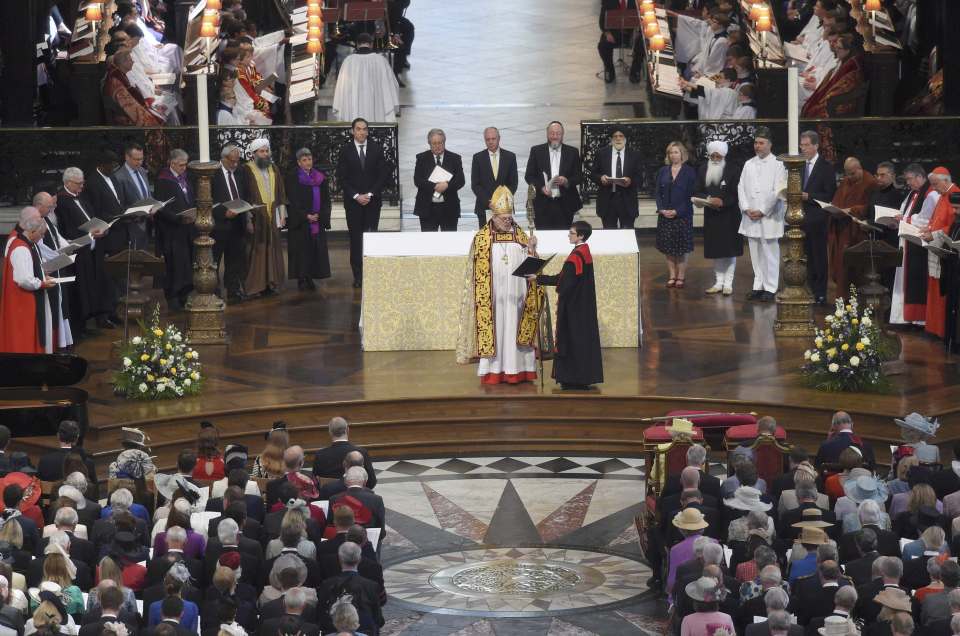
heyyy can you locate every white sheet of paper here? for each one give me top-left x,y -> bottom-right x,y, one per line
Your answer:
260,90 -> 280,104
898,219 -> 924,239
50,276 -> 76,284
695,76 -> 716,90
79,217 -> 110,234
428,165 -> 454,183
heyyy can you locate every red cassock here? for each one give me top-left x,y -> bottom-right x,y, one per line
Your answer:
0,235 -> 43,353
925,184 -> 960,339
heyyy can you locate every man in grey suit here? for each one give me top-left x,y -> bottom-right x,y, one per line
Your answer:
470,127 -> 518,227
111,141 -> 152,248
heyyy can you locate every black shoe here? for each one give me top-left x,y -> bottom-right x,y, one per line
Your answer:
403,60 -> 410,70
352,279 -> 362,289
305,278 -> 317,290
763,291 -> 777,302
227,293 -> 242,304
815,296 -> 828,306
746,290 -> 763,301
604,69 -> 615,84
96,316 -> 117,329
262,288 -> 277,297
397,78 -> 407,88
629,72 -> 642,84
297,279 -> 308,291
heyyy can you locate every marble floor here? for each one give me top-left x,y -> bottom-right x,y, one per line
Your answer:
375,455 -> 668,635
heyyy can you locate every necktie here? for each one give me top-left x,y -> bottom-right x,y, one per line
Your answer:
803,161 -> 811,188
436,155 -> 441,167
359,144 -> 366,169
134,170 -> 148,199
616,151 -> 623,178
491,153 -> 499,180
227,170 -> 238,200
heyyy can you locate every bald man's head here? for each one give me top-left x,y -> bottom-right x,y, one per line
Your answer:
844,157 -> 863,181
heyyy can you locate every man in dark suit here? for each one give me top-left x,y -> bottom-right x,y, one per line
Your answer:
211,143 -> 249,302
258,588 -> 320,636
145,525 -> 203,586
799,130 -> 837,305
470,127 -> 518,227
838,507 -> 900,563
329,467 -> 386,531
789,560 -> 850,626
336,117 -> 390,288
413,128 -> 465,232
814,412 -> 875,469
524,121 -> 582,229
855,556 -> 907,625
597,0 -> 642,84
153,149 -> 196,311
661,444 -> 721,500
206,474 -> 265,523
591,129 -> 640,229
57,166 -> 114,335
84,150 -> 128,257
769,447 -> 809,506
778,486 -> 838,542
312,417 -> 377,488
79,584 -> 139,636
111,141 -> 152,249
266,446 -> 318,507
317,451 -> 367,500
932,442 -> 960,500
27,532 -> 93,589
203,518 -> 263,590
318,525 -> 386,605
316,542 -> 384,636
844,528 -> 881,586
804,584 -> 858,636
37,420 -> 97,483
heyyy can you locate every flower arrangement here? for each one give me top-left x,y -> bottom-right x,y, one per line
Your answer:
113,306 -> 203,400
801,287 -> 890,393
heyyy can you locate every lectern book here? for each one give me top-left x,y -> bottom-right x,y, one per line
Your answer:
512,254 -> 555,278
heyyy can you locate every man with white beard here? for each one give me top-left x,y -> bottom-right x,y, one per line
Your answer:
694,141 -> 743,295
738,128 -> 787,302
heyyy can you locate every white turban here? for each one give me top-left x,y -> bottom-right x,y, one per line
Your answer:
706,141 -> 728,157
248,138 -> 270,153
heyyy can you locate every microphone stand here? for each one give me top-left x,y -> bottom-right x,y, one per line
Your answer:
122,237 -> 133,345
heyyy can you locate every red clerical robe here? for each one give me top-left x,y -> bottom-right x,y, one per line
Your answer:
0,234 -> 44,353
925,184 -> 960,339
802,55 -> 865,118
102,64 -> 163,127
828,171 -> 877,299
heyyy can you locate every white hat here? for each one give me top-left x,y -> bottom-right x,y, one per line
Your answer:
818,615 -> 852,636
248,137 -> 270,153
894,412 -> 940,438
57,484 -> 85,510
724,486 -> 772,512
706,140 -> 729,157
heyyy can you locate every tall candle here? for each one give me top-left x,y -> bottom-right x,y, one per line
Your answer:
787,66 -> 799,155
197,74 -> 210,162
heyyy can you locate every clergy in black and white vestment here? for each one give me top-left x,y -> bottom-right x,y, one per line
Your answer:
737,128 -> 786,302
332,33 -> 400,124
694,141 -> 743,296
456,186 -> 543,385
890,163 -> 940,326
32,193 -> 73,349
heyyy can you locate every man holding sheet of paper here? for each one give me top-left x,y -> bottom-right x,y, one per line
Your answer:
33,193 -> 74,349
56,167 -> 115,338
413,129 -> 465,232
524,122 -> 582,230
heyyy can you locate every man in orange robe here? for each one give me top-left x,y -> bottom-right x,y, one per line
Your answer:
827,157 -> 876,300
923,167 -> 960,339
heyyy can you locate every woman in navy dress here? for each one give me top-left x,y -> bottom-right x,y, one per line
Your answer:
655,141 -> 697,288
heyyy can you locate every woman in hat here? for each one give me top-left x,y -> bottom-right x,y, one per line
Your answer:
147,564 -> 199,630
86,556 -> 138,617
824,447 -> 865,502
893,413 -> 941,469
835,473 -> 890,531
105,531 -> 147,592
193,423 -> 226,482
252,427 -> 289,480
679,576 -> 735,636
869,587 -> 912,636
24,593 -> 76,635
788,527 -> 829,584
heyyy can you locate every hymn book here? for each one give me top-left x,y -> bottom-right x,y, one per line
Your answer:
898,220 -> 925,245
872,205 -> 900,227
814,200 -> 852,217
222,199 -> 262,215
512,254 -> 555,278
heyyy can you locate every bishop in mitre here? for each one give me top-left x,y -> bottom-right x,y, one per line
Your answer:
457,186 -> 547,384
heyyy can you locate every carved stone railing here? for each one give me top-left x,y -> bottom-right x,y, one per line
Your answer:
579,116 -> 960,203
0,123 -> 400,206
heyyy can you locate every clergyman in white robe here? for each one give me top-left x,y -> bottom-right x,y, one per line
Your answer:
332,47 -> 399,123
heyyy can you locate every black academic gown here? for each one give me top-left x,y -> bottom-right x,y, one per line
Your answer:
694,160 -> 744,258
153,169 -> 196,303
55,189 -> 112,327
537,242 -> 603,387
903,185 -> 932,312
285,168 -> 332,281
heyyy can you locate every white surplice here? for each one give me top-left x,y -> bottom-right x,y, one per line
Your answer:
35,230 -> 73,349
889,188 -> 939,324
477,241 -> 536,379
332,50 -> 400,123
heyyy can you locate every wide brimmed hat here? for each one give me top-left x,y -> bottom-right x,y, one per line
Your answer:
724,486 -> 772,512
109,531 -> 143,562
0,472 -> 41,510
224,444 -> 248,469
121,427 -> 150,449
29,584 -> 67,624
792,507 -> 833,529
842,475 -> 888,504
672,507 -> 709,530
818,615 -> 853,636
895,412 -> 940,437
154,473 -> 208,510
873,587 -> 912,612
268,553 -> 307,589
685,576 -> 720,602
798,526 -> 829,545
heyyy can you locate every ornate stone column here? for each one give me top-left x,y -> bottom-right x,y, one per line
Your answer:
186,160 -> 226,343
774,154 -> 815,336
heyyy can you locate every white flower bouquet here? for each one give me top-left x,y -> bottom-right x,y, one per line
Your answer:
801,287 -> 890,393
113,306 -> 203,400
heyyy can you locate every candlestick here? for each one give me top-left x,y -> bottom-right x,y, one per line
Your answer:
787,66 -> 799,155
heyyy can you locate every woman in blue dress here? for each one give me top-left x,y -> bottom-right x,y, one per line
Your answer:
655,141 -> 697,288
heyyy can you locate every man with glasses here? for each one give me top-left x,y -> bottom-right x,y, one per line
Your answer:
890,164 -> 939,326
112,141 -> 152,249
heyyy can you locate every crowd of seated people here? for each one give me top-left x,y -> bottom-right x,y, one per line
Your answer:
648,409 -> 958,636
0,416 -> 386,636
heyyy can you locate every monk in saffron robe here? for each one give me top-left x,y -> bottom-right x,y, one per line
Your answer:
922,167 -> 960,339
827,157 -> 876,299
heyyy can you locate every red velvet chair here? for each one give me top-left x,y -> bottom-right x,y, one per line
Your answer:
724,427 -> 793,484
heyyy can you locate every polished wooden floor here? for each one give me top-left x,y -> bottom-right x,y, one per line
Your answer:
31,233 -> 953,472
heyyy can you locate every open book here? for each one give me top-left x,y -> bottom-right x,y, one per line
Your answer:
42,253 -> 75,274
814,199 -> 851,217
222,199 -> 262,214
872,205 -> 900,228
57,234 -> 93,256
898,219 -> 925,245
